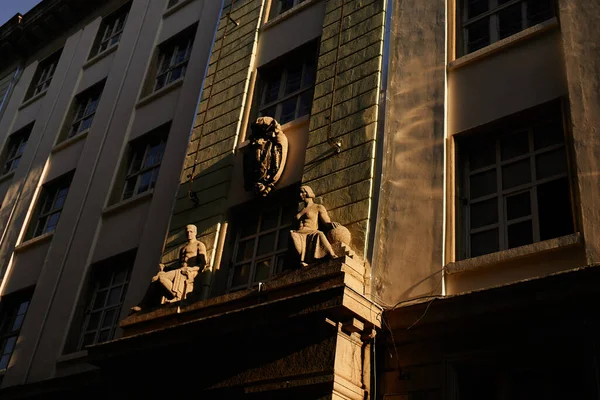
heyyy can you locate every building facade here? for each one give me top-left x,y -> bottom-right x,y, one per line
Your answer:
0,0 -> 598,398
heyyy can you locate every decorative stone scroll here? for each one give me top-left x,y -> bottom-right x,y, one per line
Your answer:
290,186 -> 353,267
131,225 -> 209,312
242,116 -> 288,197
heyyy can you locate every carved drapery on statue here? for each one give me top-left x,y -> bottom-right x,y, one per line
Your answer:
242,117 -> 288,197
290,186 -> 353,267
131,225 -> 209,312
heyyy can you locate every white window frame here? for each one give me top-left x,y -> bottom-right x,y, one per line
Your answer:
463,116 -> 573,258
121,136 -> 167,201
228,204 -> 294,291
95,9 -> 129,56
0,295 -> 30,371
154,36 -> 193,91
461,0 -> 555,55
258,47 -> 317,125
2,125 -> 31,175
68,87 -> 103,139
32,59 -> 58,97
32,176 -> 71,238
78,264 -> 131,349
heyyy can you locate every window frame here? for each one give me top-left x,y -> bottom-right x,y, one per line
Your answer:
121,132 -> 167,201
27,49 -> 62,100
154,34 -> 193,92
0,290 -> 32,372
460,0 -> 555,55
66,81 -> 105,140
2,123 -> 32,175
457,102 -> 575,260
91,3 -> 130,58
271,0 -> 307,17
29,173 -> 73,239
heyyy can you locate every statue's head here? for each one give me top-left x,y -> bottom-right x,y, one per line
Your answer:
251,116 -> 282,139
185,224 -> 198,241
300,186 -> 315,201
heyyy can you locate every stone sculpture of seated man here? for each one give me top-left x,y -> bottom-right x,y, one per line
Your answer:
131,224 -> 208,312
290,186 -> 352,267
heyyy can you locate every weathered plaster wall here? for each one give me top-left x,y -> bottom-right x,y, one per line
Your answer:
371,0 -> 446,305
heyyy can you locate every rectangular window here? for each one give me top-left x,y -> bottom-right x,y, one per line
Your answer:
90,2 -> 131,58
67,81 -> 105,140
0,290 -> 32,371
78,254 -> 133,349
26,49 -> 62,99
461,0 -> 555,54
154,28 -> 195,92
257,41 -> 317,125
0,69 -> 17,113
270,0 -> 307,17
459,105 -> 574,259
228,190 -> 296,291
121,127 -> 168,201
2,123 -> 32,175
28,172 -> 73,239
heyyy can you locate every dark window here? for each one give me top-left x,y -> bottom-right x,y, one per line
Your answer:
270,0 -> 307,18
121,127 -> 168,201
461,0 -> 554,54
26,49 -> 62,99
0,290 -> 32,371
228,189 -> 297,291
78,253 -> 133,349
154,28 -> 195,92
257,41 -> 317,125
27,172 -> 74,239
90,2 -> 130,58
459,105 -> 574,258
66,81 -> 105,140
2,123 -> 32,175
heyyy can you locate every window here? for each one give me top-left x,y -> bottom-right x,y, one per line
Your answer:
1,123 -> 32,175
26,49 -> 62,99
66,81 -> 105,140
78,254 -> 132,349
154,28 -> 195,91
228,190 -> 296,291
257,41 -> 317,125
270,0 -> 307,17
459,105 -> 574,259
461,0 -> 555,54
120,127 -> 168,201
0,69 -> 17,113
167,0 -> 180,8
0,291 -> 32,371
90,2 -> 130,57
28,172 -> 73,239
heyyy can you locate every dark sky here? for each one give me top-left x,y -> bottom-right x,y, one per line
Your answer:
0,0 -> 43,26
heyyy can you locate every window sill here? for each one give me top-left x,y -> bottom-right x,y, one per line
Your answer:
19,90 -> 48,110
445,232 -> 582,275
15,232 -> 54,253
163,0 -> 194,18
136,78 -> 184,108
0,170 -> 15,184
83,44 -> 119,70
263,0 -> 321,31
51,129 -> 89,153
56,350 -> 88,364
102,189 -> 154,217
449,17 -> 559,71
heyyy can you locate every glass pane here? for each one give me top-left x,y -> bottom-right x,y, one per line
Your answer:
506,191 -> 531,221
137,171 -> 152,194
101,309 -> 117,329
16,301 -> 29,316
113,268 -> 128,285
150,168 -> 160,190
469,169 -> 497,199
53,188 -> 69,210
279,0 -> 294,14
155,74 -> 166,91
0,354 -> 10,370
507,220 -> 533,249
498,4 -> 523,40
470,229 -> 499,257
277,229 -> 289,250
261,210 -> 279,231
259,106 -> 277,119
93,290 -> 108,310
123,178 -> 136,200
129,150 -> 144,174
3,336 -> 16,355
502,159 -> 531,190
284,65 -> 303,95
236,239 -> 254,262
533,119 -> 564,150
168,65 -> 184,84
263,76 -> 281,104
97,329 -> 111,343
106,287 -> 121,307
43,212 -> 60,234
10,157 -> 20,171
11,314 -> 24,332
254,259 -> 271,282
257,232 -> 276,256
85,98 -> 99,116
240,215 -> 258,237
536,149 -> 567,180
466,17 -> 490,53
500,132 -> 529,161
298,90 -> 313,118
470,198 -> 498,229
527,0 -> 554,25
232,263 -> 250,287
82,332 -> 96,347
466,0 -> 488,19
98,271 -> 112,288
538,178 -> 573,241
280,97 -> 298,124
79,116 -> 93,132
144,144 -> 162,168
87,311 -> 101,331
470,140 -> 496,170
